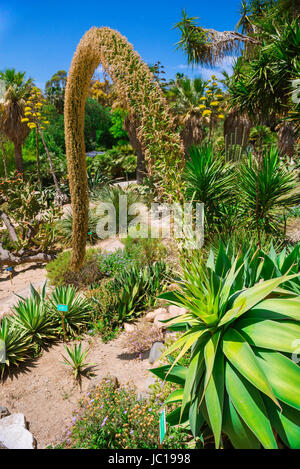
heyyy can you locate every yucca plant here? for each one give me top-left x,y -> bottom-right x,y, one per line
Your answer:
62,343 -> 94,383
184,144 -> 235,227
12,297 -> 57,349
0,318 -> 32,378
239,147 -> 300,234
151,245 -> 300,449
47,286 -> 92,337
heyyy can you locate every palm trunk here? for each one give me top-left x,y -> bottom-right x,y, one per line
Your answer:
0,141 -> 8,178
14,142 -> 24,174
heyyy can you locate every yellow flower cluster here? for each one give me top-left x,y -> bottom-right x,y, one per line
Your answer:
22,87 -> 50,131
199,75 -> 226,121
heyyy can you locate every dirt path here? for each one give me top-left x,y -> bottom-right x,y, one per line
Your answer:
0,332 -> 154,448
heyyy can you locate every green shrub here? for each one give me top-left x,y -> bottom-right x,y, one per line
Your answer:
46,249 -> 102,288
97,249 -> 134,277
0,318 -> 32,378
123,237 -> 168,267
152,243 -> 300,449
55,378 -> 192,449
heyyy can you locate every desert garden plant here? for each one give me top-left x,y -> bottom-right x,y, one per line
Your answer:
151,244 -> 300,449
62,343 -> 94,383
47,286 -> 92,337
12,297 -> 57,349
0,318 -> 32,378
184,144 -> 234,227
239,147 -> 300,235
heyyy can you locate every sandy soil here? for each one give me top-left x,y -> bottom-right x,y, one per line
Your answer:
0,332 -> 154,448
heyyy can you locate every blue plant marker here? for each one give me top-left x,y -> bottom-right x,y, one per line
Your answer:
57,304 -> 68,312
6,267 -> 13,272
159,408 -> 166,445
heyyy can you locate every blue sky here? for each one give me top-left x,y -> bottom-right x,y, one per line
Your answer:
0,0 -> 242,89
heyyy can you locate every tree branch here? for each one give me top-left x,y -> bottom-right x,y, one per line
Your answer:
0,242 -> 53,268
0,210 -> 18,243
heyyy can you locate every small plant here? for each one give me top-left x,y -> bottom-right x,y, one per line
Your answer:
123,237 -> 168,267
122,321 -> 163,357
47,286 -> 92,337
62,343 -> 94,383
98,249 -> 133,277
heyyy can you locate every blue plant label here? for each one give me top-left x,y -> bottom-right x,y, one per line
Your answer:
159,408 -> 166,444
6,267 -> 13,272
88,232 -> 93,235
57,304 -> 68,312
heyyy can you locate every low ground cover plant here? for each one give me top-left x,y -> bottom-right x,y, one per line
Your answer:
53,378 -> 193,449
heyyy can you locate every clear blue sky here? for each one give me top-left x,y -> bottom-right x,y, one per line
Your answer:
0,0 -> 242,89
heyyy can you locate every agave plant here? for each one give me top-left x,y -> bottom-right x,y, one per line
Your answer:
62,343 -> 94,383
0,318 -> 32,378
112,261 -> 169,323
12,297 -> 57,348
47,286 -> 92,337
151,245 -> 300,449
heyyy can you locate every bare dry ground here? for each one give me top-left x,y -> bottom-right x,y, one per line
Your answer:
0,332 -> 153,448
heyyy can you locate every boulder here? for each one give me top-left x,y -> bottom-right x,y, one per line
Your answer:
0,414 -> 26,429
148,342 -> 164,364
124,323 -> 136,333
153,312 -> 172,328
168,305 -> 187,317
0,424 -> 36,449
0,407 -> 10,420
145,308 -> 167,322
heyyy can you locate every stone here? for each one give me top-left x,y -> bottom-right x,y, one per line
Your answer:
153,312 -> 172,328
0,442 -> 7,449
0,407 -> 10,419
0,414 -> 26,429
0,424 -> 37,449
168,305 -> 187,317
148,341 -> 164,364
145,308 -> 167,322
124,323 -> 136,333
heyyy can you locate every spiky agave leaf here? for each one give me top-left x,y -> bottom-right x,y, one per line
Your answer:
152,244 -> 300,449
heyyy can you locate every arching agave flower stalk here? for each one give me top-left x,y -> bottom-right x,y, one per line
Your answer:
151,244 -> 300,449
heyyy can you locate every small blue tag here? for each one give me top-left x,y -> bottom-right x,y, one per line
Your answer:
57,304 -> 68,312
6,267 -> 13,272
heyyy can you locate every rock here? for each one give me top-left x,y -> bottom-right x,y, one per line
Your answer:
124,323 -> 136,333
153,312 -> 172,328
0,414 -> 26,429
0,442 -> 7,449
149,341 -> 164,364
0,424 -> 37,449
145,308 -> 167,322
168,305 -> 187,317
0,407 -> 10,419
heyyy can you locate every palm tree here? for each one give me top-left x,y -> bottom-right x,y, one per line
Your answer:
169,76 -> 207,152
0,69 -> 33,173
